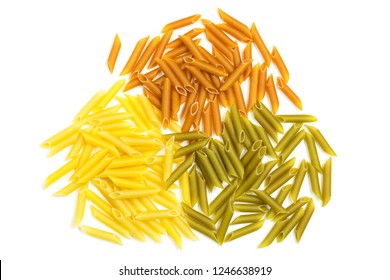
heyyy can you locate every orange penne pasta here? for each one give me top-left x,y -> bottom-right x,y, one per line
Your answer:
232,45 -> 242,68
107,34 -> 121,73
137,73 -> 162,98
247,63 -> 260,112
165,58 -> 196,93
131,36 -> 161,77
226,87 -> 235,106
266,74 -> 279,114
198,46 -> 222,68
161,78 -> 171,129
242,41 -> 252,82
193,86 -> 208,128
120,36 -> 149,76
203,102 -> 213,136
183,56 -> 228,77
143,88 -> 161,110
202,19 -> 237,49
220,61 -> 251,91
216,23 -> 251,43
179,35 -> 207,62
167,28 -> 204,49
272,46 -> 290,83
184,65 -> 219,95
257,62 -> 267,101
155,58 -> 186,95
276,77 -> 302,110
123,68 -> 160,92
181,90 -> 198,119
210,75 -> 229,107
171,88 -> 180,121
205,30 -> 234,62
149,31 -> 173,69
162,14 -> 201,32
217,9 -> 252,39
251,23 -> 272,67
233,82 -> 247,117
210,98 -> 222,135
212,47 -> 235,73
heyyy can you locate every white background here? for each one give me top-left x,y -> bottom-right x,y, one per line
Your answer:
1,0 -> 389,279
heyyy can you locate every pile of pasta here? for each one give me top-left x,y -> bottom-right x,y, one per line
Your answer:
42,9 -> 335,248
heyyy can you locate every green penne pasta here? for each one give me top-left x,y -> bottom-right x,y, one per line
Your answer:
235,163 -> 265,197
258,219 -> 289,248
196,151 -> 222,189
234,203 -> 269,213
224,112 -> 243,154
196,171 -> 209,215
279,130 -> 306,163
221,123 -> 241,157
181,202 -> 216,230
212,201 -> 227,223
231,103 -> 245,143
165,153 -> 195,189
209,140 -> 224,169
253,105 -> 279,142
253,124 -> 278,158
253,190 -> 287,213
264,168 -> 298,195
276,114 -> 317,123
225,220 -> 265,242
216,198 -> 234,244
234,194 -> 264,204
203,148 -> 230,183
255,102 -> 284,133
162,131 -> 208,141
295,199 -> 315,242
290,160 -> 308,202
322,158 -> 332,206
224,140 -> 245,178
277,208 -> 305,243
231,213 -> 266,225
265,157 -> 296,186
266,184 -> 292,219
188,166 -> 198,207
241,119 -> 254,150
304,132 -> 322,173
185,215 -> 217,241
241,117 -> 261,143
307,163 -> 321,199
275,123 -> 302,152
305,125 -> 336,156
174,138 -> 210,158
273,197 -> 311,222
241,139 -> 262,166
244,148 -> 263,177
214,140 -> 239,177
209,180 -> 238,214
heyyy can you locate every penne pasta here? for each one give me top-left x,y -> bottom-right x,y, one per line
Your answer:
276,114 -> 317,123
217,9 -> 252,39
266,74 -> 279,114
251,23 -> 272,67
121,36 -> 150,75
131,36 -> 161,76
295,199 -> 315,242
79,225 -> 122,245
247,63 -> 260,112
305,132 -> 322,173
225,220 -> 264,242
162,14 -> 202,32
276,77 -> 302,110
271,46 -> 289,83
305,125 -> 336,156
107,34 -> 121,73
322,158 -> 332,206
290,160 -> 308,202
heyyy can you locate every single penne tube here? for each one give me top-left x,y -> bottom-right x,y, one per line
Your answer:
184,215 -> 216,241
279,130 -> 306,163
76,142 -> 93,169
307,163 -> 321,200
213,140 -> 239,177
165,58 -> 196,93
266,74 -> 279,114
162,14 -> 201,32
240,139 -> 262,166
98,131 -> 140,157
251,23 -> 272,67
271,46 -> 289,83
108,155 -> 154,169
216,23 -> 251,43
253,125 -> 278,158
264,168 -> 298,195
78,154 -> 115,183
217,9 -> 252,39
149,30 -> 173,68
71,148 -> 108,181
183,56 -> 228,77
135,209 -> 181,221
266,184 -> 292,219
79,225 -> 122,245
216,198 -> 234,244
203,148 -> 229,183
230,104 -> 245,143
179,170 -> 191,206
235,194 -> 263,204
73,189 -> 87,227
165,153 -> 195,189
253,105 -> 278,142
163,136 -> 175,181
265,158 -> 296,186
133,221 -> 162,243
185,65 -> 219,95
44,157 -> 78,188
53,182 -> 85,197
241,119 -> 261,148
253,190 -> 287,213
244,148 -> 264,176
225,220 -> 264,242
255,102 -> 284,134
155,59 -> 186,95
179,35 -> 207,62
209,180 -> 238,214
41,122 -> 82,148
277,208 -> 305,243
89,112 -> 133,127
161,219 -> 182,249
233,82 -> 248,118
109,188 -> 160,199
90,206 -> 130,238
167,28 -> 204,49
220,61 -> 251,91
322,158 -> 332,206
131,35 -> 161,76
73,90 -> 105,123
202,19 -> 237,49
81,131 -> 119,156
96,80 -> 126,110
120,137 -> 163,148
198,46 -> 223,68
96,121 -> 133,132
107,34 -> 121,73
86,189 -> 113,217
171,216 -> 198,240
120,36 -> 150,75
242,42 -> 252,82
257,63 -> 267,101
247,63 -> 260,112
234,204 -> 269,213
174,138 -> 210,158
196,151 -> 222,189
276,77 -> 302,110
258,219 -> 288,248
305,132 -> 322,173
224,140 -> 245,179
188,167 -> 198,206
305,125 -> 336,156
241,119 -> 254,149
273,197 -> 311,222
276,114 -> 318,123
181,202 -> 216,230
108,177 -> 147,189
206,30 -> 234,61
295,199 -> 315,242
197,171 -> 209,215
290,160 -> 308,202
212,201 -> 227,223
212,47 -> 235,73
210,99 -> 222,136
275,123 -> 303,152
223,112 -> 242,154
162,131 -> 208,141
231,213 -> 265,225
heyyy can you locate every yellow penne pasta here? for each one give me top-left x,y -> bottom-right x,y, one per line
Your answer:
135,209 -> 180,221
44,157 -> 78,188
79,225 -> 122,245
73,90 -> 105,123
41,122 -> 82,149
96,80 -> 125,110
